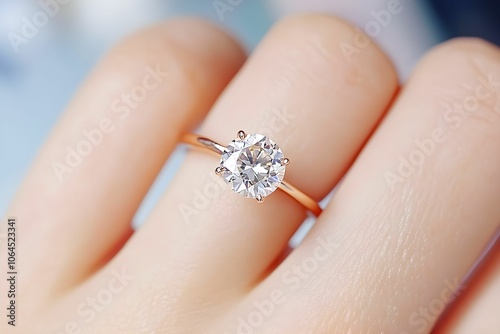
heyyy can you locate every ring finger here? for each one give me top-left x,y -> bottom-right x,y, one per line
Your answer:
115,13 -> 399,318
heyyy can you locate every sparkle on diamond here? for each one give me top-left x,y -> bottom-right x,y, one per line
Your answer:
220,134 -> 286,198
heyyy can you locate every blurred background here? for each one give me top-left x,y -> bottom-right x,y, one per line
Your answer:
1,0 -> 499,229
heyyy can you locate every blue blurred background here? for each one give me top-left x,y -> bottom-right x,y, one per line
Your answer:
0,0 -> 498,228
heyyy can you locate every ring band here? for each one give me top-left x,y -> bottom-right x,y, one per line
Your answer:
181,132 -> 322,217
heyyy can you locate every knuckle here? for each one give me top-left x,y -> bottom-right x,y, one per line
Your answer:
270,14 -> 396,94
422,38 -> 500,132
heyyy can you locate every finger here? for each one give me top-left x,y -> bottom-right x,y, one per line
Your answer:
5,18 -> 245,302
245,38 -> 500,333
110,13 -> 398,323
433,234 -> 500,333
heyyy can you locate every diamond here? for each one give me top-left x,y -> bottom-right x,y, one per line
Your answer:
219,133 -> 287,200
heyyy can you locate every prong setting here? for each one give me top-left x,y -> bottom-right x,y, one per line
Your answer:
215,166 -> 224,176
237,130 -> 246,140
282,157 -> 290,166
256,194 -> 264,203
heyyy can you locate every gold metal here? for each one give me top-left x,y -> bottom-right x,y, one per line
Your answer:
180,133 -> 322,217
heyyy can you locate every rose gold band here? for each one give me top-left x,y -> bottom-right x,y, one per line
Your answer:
181,133 -> 323,217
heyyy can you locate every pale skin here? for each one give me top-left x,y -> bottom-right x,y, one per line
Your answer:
1,14 -> 500,334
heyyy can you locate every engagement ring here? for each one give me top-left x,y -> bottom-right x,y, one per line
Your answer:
182,131 -> 322,217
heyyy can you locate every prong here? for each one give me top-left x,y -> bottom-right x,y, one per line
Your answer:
237,130 -> 246,140
256,194 -> 264,203
215,166 -> 224,176
282,157 -> 290,165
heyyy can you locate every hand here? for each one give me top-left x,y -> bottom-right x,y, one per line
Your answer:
2,14 -> 499,334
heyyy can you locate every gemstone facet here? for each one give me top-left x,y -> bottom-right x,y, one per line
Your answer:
219,133 -> 286,199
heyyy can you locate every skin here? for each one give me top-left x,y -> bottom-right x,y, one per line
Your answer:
1,14 -> 499,334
